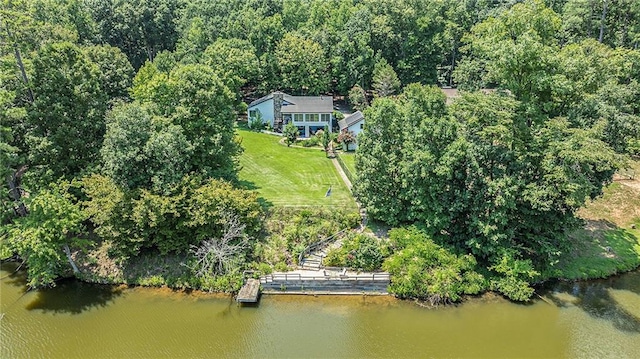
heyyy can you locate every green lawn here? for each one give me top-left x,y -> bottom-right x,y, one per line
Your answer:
238,129 -> 356,208
338,152 -> 357,179
556,181 -> 640,280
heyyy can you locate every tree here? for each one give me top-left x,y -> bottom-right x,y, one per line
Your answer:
26,41 -> 107,184
83,44 -> 135,102
348,84 -> 368,111
353,97 -> 407,224
7,183 -> 87,288
190,215 -> 249,277
320,125 -> 331,154
283,122 -> 299,147
372,57 -> 400,97
86,0 -> 180,68
132,63 -> 241,181
337,130 -> 356,151
202,38 -> 259,93
101,102 -> 191,193
275,32 -> 329,95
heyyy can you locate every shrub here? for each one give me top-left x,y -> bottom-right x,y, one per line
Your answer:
489,252 -> 539,301
383,227 -> 486,304
325,233 -> 385,271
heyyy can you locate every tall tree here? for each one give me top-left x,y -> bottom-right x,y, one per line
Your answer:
132,63 -> 241,181
372,57 -> 400,97
275,32 -> 329,95
26,41 -> 107,184
101,102 -> 191,193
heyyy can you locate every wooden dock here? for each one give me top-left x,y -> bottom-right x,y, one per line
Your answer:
236,279 -> 260,303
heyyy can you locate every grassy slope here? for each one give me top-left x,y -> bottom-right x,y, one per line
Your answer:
556,179 -> 640,280
338,152 -> 357,178
238,129 -> 356,208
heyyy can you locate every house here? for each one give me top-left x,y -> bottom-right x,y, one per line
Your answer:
338,111 -> 364,151
247,91 -> 333,137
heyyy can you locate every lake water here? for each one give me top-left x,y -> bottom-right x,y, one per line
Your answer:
1,262 -> 639,358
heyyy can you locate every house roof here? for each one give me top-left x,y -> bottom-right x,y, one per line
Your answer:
248,92 -> 333,113
338,111 -> 364,130
281,95 -> 333,113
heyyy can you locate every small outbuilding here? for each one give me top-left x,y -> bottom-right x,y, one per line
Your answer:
337,111 -> 365,151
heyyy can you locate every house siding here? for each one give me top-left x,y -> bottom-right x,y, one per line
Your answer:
248,99 -> 275,128
346,120 -> 364,151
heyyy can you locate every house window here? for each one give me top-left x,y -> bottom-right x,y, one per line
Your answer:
321,114 -> 330,122
360,123 -> 364,129
249,110 -> 257,119
294,114 -> 304,122
307,114 -> 319,122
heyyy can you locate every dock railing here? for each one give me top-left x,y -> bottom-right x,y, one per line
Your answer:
261,272 -> 390,283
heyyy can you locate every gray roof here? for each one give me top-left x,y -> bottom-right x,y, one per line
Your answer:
248,92 -> 333,113
281,95 -> 333,113
338,111 -> 364,130
247,92 -> 276,107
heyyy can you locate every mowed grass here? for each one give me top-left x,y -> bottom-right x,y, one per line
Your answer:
238,129 -> 356,208
338,152 -> 357,178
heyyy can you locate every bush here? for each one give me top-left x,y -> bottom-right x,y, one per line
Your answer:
383,227 -> 486,304
489,252 -> 539,301
325,233 -> 385,271
248,116 -> 265,131
302,136 -> 320,147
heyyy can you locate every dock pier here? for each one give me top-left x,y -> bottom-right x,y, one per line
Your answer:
236,278 -> 260,303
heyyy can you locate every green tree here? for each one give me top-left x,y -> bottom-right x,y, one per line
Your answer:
353,97 -> 407,224
348,84 -> 368,111
372,57 -> 400,97
275,32 -> 329,95
83,44 -> 134,102
7,183 -> 87,288
283,122 -> 298,147
101,102 -> 191,193
202,38 -> 259,93
133,63 -> 241,181
26,41 -> 107,184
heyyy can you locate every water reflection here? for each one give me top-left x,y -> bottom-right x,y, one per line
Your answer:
544,271 -> 640,333
24,279 -> 124,314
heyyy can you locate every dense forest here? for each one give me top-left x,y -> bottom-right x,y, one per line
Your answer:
1,0 -> 639,302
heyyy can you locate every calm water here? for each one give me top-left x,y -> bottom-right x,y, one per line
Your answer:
1,262 -> 639,359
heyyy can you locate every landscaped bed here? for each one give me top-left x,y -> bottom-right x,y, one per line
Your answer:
237,128 -> 356,208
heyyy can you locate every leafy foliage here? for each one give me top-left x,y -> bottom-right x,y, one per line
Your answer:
7,182 -> 88,288
372,57 -> 400,97
82,175 -> 263,256
324,233 -> 385,271
26,42 -> 107,183
283,122 -> 298,147
275,32 -> 329,95
383,227 -> 485,304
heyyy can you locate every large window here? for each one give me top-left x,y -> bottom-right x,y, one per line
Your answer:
306,114 -> 319,122
249,110 -> 257,119
294,113 -> 304,122
321,113 -> 330,122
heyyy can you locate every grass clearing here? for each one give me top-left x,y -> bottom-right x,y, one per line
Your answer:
556,180 -> 640,280
238,129 -> 356,208
338,152 -> 356,177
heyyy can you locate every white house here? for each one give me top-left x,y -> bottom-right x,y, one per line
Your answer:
247,91 -> 333,137
338,111 -> 365,151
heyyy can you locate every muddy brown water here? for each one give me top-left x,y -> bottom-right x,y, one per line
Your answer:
1,262 -> 639,358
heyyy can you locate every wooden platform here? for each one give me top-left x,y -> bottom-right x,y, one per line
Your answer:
236,279 -> 260,303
